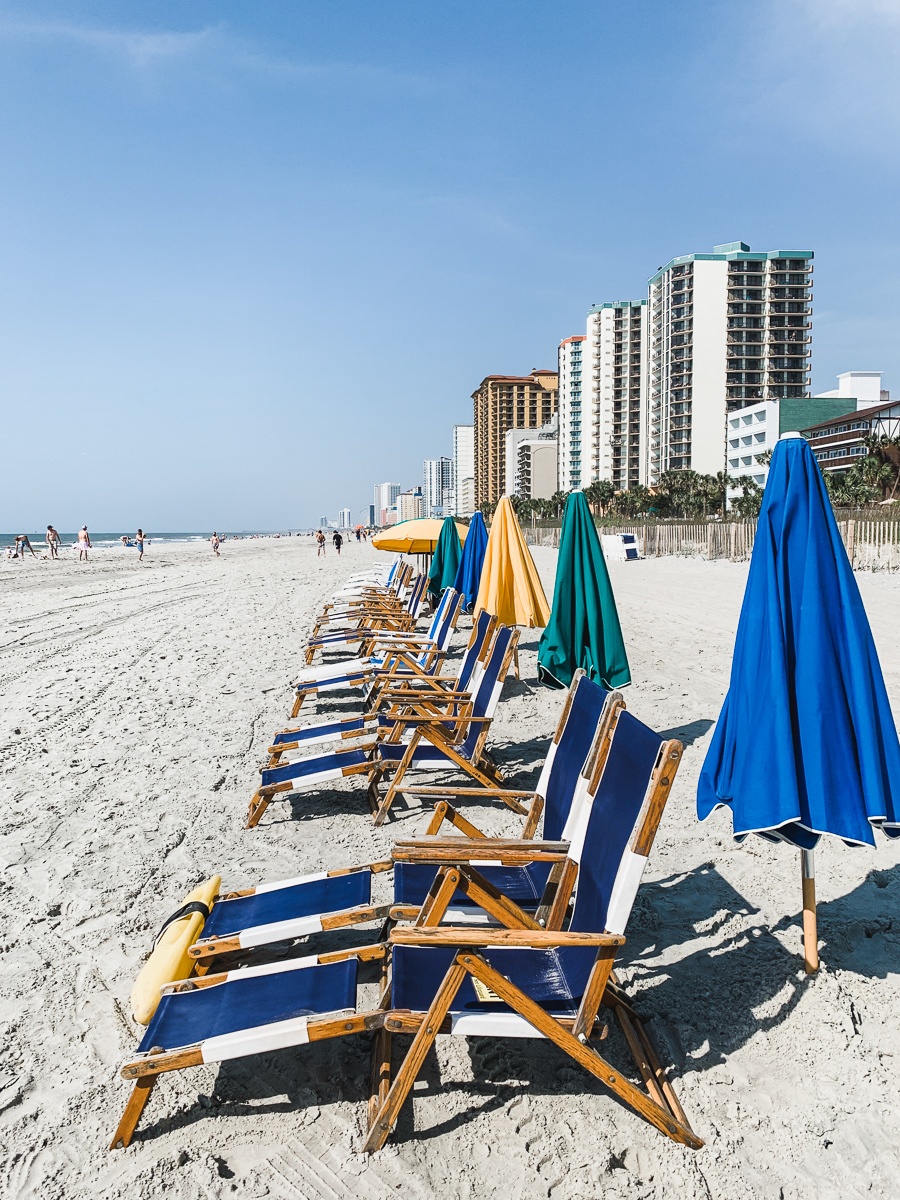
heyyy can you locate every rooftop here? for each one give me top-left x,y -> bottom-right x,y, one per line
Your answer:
649,243 -> 814,285
588,300 -> 647,313
801,396 -> 900,433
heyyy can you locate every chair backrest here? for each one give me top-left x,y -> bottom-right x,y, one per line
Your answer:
413,589 -> 461,667
454,610 -> 495,693
533,672 -> 613,841
425,586 -> 454,640
458,624 -> 516,758
569,712 -> 681,937
405,574 -> 428,620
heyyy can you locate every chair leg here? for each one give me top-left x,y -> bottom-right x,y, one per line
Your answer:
109,1076 -> 157,1150
373,734 -> 421,827
368,1026 -> 392,1129
245,791 -> 270,829
363,960 -> 468,1153
459,953 -> 703,1149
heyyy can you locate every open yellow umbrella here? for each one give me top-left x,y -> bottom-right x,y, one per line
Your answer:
371,518 -> 468,555
475,496 -> 551,628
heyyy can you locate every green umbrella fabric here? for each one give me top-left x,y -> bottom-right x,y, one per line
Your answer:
427,515 -> 463,600
537,491 -> 631,690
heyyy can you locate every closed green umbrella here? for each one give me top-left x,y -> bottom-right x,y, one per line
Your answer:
538,490 -> 631,690
427,515 -> 463,601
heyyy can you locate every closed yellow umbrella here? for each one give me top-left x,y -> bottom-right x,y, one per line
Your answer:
371,518 -> 468,555
475,496 -> 551,628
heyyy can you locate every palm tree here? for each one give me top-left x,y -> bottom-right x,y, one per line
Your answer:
584,479 -> 615,517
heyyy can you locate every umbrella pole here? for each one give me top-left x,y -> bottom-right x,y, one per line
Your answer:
801,848 -> 819,973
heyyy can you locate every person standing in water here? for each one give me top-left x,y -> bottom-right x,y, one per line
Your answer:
332,530 -> 343,555
46,525 -> 60,558
211,532 -> 221,557
135,529 -> 145,561
77,526 -> 91,561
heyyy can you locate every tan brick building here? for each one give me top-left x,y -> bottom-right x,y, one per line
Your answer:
473,369 -> 559,507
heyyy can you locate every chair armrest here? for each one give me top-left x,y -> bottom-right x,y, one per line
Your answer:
391,837 -> 569,864
390,928 -> 625,948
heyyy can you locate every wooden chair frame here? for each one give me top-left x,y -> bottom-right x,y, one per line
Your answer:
363,736 -> 702,1152
365,629 -> 520,826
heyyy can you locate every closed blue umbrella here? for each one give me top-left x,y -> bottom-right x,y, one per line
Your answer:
698,433 -> 900,969
452,511 -> 488,613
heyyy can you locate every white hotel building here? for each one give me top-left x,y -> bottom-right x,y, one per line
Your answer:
452,424 -> 475,516
558,302 -> 649,491
557,335 -> 586,491
647,242 -> 813,482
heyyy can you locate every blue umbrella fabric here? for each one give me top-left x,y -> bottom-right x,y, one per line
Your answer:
452,511 -> 488,613
698,433 -> 900,848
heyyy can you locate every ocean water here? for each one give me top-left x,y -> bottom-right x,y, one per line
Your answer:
2,531 -> 300,551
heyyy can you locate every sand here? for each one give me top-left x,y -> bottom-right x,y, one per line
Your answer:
1,537 -> 898,1200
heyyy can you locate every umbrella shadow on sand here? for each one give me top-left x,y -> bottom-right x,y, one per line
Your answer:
622,866 -> 814,1074
623,861 -> 899,1077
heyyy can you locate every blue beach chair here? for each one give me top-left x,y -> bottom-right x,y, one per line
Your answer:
287,589 -> 462,719
245,622 -> 518,828
305,573 -> 429,663
264,610 -> 497,760
366,708 -> 699,1151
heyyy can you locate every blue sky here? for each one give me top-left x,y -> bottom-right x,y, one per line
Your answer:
2,0 -> 899,530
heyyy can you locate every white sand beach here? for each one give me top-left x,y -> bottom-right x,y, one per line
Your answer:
1,538 -> 899,1200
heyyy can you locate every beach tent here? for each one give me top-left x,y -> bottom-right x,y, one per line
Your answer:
697,433 -> 900,971
371,518 -> 468,556
537,490 -> 631,690
452,511 -> 488,612
474,496 -> 550,629
426,516 -> 463,601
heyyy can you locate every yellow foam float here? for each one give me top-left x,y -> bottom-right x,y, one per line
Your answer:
130,875 -> 221,1025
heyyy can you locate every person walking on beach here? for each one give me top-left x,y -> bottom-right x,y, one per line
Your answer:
14,534 -> 37,558
316,530 -> 326,557
77,526 -> 91,561
135,529 -> 145,562
211,532 -> 220,558
332,530 -> 343,555
46,525 -> 60,558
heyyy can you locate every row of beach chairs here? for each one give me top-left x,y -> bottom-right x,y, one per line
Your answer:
110,556 -> 702,1153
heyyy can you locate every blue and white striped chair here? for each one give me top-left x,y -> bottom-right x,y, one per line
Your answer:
305,573 -> 428,661
264,610 -> 496,761
110,707 -> 700,1153
288,588 -> 462,719
366,707 -> 699,1151
305,573 -> 431,664
246,622 -> 517,828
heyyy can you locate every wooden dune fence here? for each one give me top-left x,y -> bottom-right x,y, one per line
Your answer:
526,518 -> 900,571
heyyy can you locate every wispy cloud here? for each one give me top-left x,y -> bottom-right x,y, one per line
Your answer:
0,16 -> 220,66
0,13 -> 436,92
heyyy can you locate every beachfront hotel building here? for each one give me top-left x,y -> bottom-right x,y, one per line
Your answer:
505,419 -> 559,500
557,336 -> 586,490
452,424 -> 475,516
373,482 -> 400,526
647,242 -> 813,483
397,487 -> 424,521
727,373 -> 889,491
585,301 -> 650,489
473,369 -> 558,507
423,457 -> 455,518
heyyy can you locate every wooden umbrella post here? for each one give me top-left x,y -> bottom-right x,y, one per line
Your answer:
801,848 -> 819,974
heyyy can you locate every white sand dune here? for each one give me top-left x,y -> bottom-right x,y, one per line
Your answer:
1,538 -> 898,1199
